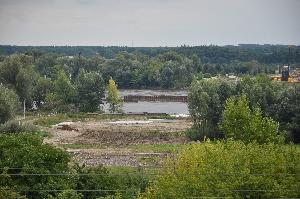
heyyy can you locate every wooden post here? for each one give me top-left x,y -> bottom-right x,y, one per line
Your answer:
23,99 -> 26,119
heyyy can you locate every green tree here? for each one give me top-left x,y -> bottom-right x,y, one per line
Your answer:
0,54 -> 37,101
271,83 -> 300,143
0,187 -> 27,199
187,78 -> 236,139
76,166 -> 118,199
160,65 -> 174,88
145,140 -> 300,199
107,78 -> 122,113
42,93 -> 63,112
0,134 -> 77,199
33,76 -> 53,106
53,70 -> 75,104
0,85 -> 20,124
47,190 -> 83,199
219,95 -> 283,144
236,75 -> 281,115
75,69 -> 105,112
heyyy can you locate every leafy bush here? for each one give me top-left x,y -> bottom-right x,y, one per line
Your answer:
0,134 -> 77,199
109,167 -> 150,199
185,124 -> 223,141
0,85 -> 20,124
145,140 -> 300,199
47,190 -> 83,199
188,78 -> 236,137
76,166 -> 118,199
0,187 -> 27,199
74,165 -> 149,199
0,120 -> 38,134
219,95 -> 283,144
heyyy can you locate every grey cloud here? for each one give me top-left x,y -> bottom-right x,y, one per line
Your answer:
0,0 -> 299,46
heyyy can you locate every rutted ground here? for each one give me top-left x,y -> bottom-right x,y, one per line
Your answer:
43,118 -> 192,167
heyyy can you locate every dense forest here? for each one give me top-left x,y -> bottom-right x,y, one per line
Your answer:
1,44 -> 300,65
0,45 -> 299,90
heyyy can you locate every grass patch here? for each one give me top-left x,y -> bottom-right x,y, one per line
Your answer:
106,166 -> 153,198
34,130 -> 50,138
60,143 -> 104,149
107,166 -> 157,178
129,143 -> 184,153
146,115 -> 177,120
33,113 -> 149,127
33,114 -> 71,127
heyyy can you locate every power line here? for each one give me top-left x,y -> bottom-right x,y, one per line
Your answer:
17,189 -> 127,192
0,173 -> 298,177
12,189 -> 299,193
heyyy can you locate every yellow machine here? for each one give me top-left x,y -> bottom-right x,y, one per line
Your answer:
271,46 -> 300,83
271,66 -> 300,83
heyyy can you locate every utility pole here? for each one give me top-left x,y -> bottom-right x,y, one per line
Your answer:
23,99 -> 26,119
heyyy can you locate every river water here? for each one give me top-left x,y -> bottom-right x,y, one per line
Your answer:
104,89 -> 189,114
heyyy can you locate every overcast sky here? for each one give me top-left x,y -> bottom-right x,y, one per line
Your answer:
0,0 -> 299,46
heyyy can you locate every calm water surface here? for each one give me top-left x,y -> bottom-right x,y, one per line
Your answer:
104,89 -> 189,114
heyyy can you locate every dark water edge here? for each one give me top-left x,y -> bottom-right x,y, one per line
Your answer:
104,89 -> 189,114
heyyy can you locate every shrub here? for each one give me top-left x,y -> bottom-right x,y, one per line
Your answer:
76,166 -> 119,199
145,140 -> 300,199
0,85 -> 20,124
219,95 -> 284,144
188,78 -> 236,138
0,120 -> 38,134
47,190 -> 83,199
0,187 -> 27,199
185,125 -> 223,141
0,134 -> 77,199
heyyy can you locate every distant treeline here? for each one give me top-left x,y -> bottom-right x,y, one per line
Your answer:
1,44 -> 300,64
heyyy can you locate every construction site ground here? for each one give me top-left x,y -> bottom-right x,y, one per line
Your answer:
41,116 -> 193,167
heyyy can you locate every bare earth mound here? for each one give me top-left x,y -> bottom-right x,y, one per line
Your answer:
44,119 -> 192,166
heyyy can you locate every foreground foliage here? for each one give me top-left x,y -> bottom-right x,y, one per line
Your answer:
219,95 -> 283,144
0,134 -> 150,199
0,134 -> 75,199
145,140 -> 300,199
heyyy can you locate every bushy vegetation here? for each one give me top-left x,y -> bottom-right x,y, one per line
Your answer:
0,120 -> 38,134
1,44 -> 299,65
0,187 -> 27,199
107,78 -> 122,113
188,76 -> 300,143
144,140 -> 300,199
0,134 -> 75,199
0,134 -> 150,199
219,95 -> 283,144
0,85 -> 20,124
1,45 -> 300,198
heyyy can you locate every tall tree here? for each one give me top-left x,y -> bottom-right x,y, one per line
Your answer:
53,70 -> 75,104
33,76 -> 53,106
0,54 -> 37,102
219,95 -> 283,144
75,69 -> 105,112
0,85 -> 20,124
107,78 -> 122,113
